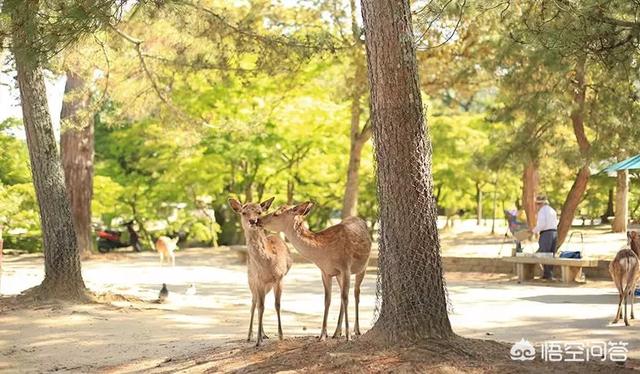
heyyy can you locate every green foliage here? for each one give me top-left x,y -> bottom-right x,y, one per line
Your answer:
0,119 -> 42,251
6,0 -> 640,253
0,118 -> 30,185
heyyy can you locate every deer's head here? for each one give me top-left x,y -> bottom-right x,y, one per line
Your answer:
228,197 -> 275,231
259,202 -> 314,232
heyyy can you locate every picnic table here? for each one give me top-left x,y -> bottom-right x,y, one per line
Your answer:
502,256 -> 599,283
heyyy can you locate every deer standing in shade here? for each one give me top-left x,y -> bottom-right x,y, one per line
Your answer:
229,197 -> 292,346
259,202 -> 371,341
610,231 -> 640,326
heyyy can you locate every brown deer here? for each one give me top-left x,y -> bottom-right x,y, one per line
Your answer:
258,202 -> 371,341
155,236 -> 178,266
229,197 -> 292,346
609,231 -> 640,326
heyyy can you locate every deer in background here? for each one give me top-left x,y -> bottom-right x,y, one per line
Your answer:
155,236 -> 179,266
259,202 -> 371,341
229,197 -> 292,346
609,231 -> 640,326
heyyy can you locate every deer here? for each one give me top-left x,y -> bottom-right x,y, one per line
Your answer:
229,197 -> 293,346
609,230 -> 640,326
155,236 -> 179,266
258,202 -> 371,341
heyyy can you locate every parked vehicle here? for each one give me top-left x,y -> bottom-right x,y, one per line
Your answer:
96,221 -> 142,253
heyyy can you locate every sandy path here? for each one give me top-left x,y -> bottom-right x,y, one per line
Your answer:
1,244 -> 639,373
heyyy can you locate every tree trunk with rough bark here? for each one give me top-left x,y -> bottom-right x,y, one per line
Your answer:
361,0 -> 453,341
522,161 -> 539,228
341,0 -> 371,219
60,71 -> 94,257
9,0 -> 87,300
612,169 -> 629,233
557,56 -> 590,248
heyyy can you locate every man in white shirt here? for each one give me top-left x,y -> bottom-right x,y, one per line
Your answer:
531,195 -> 558,279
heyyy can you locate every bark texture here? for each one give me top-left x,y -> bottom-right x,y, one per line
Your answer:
557,56 -> 590,248
522,161 -> 539,228
612,169 -> 629,233
9,0 -> 87,299
60,71 -> 95,256
361,0 -> 453,341
341,0 -> 371,219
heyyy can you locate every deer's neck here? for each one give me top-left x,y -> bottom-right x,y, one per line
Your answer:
283,221 -> 323,262
244,229 -> 270,259
632,239 -> 640,258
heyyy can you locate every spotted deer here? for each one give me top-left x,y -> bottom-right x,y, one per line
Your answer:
609,231 -> 640,325
259,202 -> 371,341
229,197 -> 292,346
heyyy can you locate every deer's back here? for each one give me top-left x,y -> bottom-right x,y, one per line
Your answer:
315,216 -> 372,271
609,249 -> 640,278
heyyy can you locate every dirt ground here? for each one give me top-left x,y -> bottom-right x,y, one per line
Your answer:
0,227 -> 637,373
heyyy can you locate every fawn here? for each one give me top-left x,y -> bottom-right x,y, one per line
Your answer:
259,202 -> 371,341
229,197 -> 292,346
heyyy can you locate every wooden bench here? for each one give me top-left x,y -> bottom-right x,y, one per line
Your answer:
502,256 -> 599,283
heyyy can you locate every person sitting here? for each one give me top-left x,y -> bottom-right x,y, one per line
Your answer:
530,195 -> 559,279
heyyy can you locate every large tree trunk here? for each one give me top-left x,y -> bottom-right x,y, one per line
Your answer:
361,0 -> 453,341
612,169 -> 629,232
60,71 -> 94,257
341,0 -> 371,219
557,166 -> 590,246
522,160 -> 539,228
557,56 -> 590,248
9,0 -> 87,299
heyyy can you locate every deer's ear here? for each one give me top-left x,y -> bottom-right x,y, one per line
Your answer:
293,201 -> 314,216
260,197 -> 275,211
228,198 -> 242,213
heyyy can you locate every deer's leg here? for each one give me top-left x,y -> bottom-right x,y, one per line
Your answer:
614,291 -> 623,323
333,275 -> 344,338
247,294 -> 256,342
256,291 -> 266,347
625,291 -> 630,326
170,253 -> 175,267
613,276 -> 623,324
275,280 -> 284,340
339,271 -> 351,341
319,271 -> 332,341
632,286 -> 636,320
159,252 -> 164,266
354,270 -> 365,336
